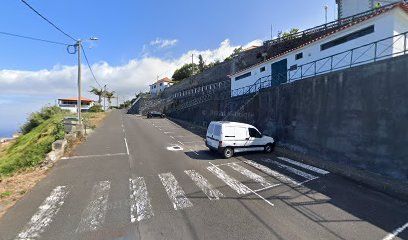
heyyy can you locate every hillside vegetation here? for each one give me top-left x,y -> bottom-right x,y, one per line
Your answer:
0,114 -> 64,176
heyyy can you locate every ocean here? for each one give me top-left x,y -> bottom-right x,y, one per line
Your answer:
0,128 -> 18,138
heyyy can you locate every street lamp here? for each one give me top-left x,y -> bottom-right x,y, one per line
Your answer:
76,37 -> 98,129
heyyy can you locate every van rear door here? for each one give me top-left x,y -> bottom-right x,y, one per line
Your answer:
206,123 -> 220,149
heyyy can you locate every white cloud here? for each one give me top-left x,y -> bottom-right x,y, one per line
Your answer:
0,38 -> 263,133
0,38 -> 262,101
149,38 -> 178,48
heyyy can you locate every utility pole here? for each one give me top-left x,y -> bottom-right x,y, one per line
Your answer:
117,94 -> 119,108
103,84 -> 107,111
191,54 -> 194,75
76,40 -> 82,125
325,5 -> 329,24
271,24 -> 273,39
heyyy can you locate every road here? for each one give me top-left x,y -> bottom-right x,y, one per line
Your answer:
0,110 -> 407,240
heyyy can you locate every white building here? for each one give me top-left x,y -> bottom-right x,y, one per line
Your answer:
230,2 -> 408,97
150,77 -> 176,95
337,0 -> 401,18
58,97 -> 95,113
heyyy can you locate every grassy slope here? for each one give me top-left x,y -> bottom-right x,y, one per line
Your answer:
0,115 -> 63,176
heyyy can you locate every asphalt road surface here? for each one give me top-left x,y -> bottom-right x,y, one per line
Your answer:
0,110 -> 407,240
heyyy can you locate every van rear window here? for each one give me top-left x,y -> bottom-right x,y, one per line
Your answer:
213,125 -> 222,137
207,124 -> 215,135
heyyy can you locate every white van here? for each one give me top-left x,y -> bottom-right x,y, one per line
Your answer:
205,121 -> 275,158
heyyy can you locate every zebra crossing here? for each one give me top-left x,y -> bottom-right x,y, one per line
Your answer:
14,157 -> 330,239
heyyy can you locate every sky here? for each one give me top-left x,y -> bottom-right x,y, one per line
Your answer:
0,0 -> 336,137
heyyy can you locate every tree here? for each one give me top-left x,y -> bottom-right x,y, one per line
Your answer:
197,54 -> 206,73
89,87 -> 103,104
172,63 -> 197,81
206,60 -> 221,69
104,91 -> 115,107
281,28 -> 300,40
224,47 -> 243,62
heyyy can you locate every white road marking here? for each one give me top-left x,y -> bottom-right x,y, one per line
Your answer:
262,159 -> 316,180
61,153 -> 127,160
166,145 -> 184,151
185,170 -> 224,200
77,181 -> 111,233
207,165 -> 251,195
164,132 -> 175,134
228,163 -> 272,188
383,222 -> 408,240
124,138 -> 130,155
179,141 -> 204,144
208,163 -> 274,207
189,148 -> 200,155
244,160 -> 299,185
129,177 -> 154,222
15,186 -> 69,240
158,173 -> 193,210
277,157 -> 330,175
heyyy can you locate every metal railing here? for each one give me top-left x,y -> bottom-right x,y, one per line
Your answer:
172,80 -> 229,99
263,1 -> 407,47
233,31 -> 408,97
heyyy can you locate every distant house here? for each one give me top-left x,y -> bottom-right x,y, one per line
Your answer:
149,77 -> 176,95
58,97 -> 95,113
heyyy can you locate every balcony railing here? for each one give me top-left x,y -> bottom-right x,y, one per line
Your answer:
232,31 -> 408,97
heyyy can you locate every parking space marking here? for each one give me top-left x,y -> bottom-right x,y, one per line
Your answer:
262,159 -> 317,180
208,163 -> 274,207
228,163 -> 273,188
277,157 -> 330,175
382,222 -> 408,240
244,160 -> 299,185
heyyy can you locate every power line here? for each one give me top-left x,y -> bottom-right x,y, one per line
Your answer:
20,0 -> 77,42
0,31 -> 70,46
82,46 -> 103,88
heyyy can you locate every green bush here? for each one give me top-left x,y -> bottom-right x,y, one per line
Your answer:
0,116 -> 63,176
21,106 -> 66,134
88,105 -> 104,113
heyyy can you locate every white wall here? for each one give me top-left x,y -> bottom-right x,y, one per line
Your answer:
231,9 -> 408,96
150,82 -> 173,95
339,0 -> 371,18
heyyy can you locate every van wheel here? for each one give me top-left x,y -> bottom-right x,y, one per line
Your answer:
223,147 -> 234,158
264,143 -> 275,153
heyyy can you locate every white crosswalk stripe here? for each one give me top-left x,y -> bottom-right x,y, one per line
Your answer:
185,170 -> 224,200
207,166 -> 251,195
129,177 -> 154,222
277,157 -> 330,175
159,172 -> 193,210
228,163 -> 273,188
262,159 -> 317,180
76,181 -> 111,233
15,186 -> 69,240
244,160 -> 299,185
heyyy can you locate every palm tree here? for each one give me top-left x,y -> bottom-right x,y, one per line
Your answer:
105,91 -> 115,107
89,87 -> 103,104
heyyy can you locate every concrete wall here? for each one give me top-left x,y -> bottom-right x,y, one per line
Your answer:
170,54 -> 408,184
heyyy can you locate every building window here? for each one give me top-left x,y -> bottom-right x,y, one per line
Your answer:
321,25 -> 374,51
260,66 -> 266,72
295,52 -> 303,60
160,82 -> 163,86
235,72 -> 251,81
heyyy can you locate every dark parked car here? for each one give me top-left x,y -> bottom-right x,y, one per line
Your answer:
147,111 -> 166,118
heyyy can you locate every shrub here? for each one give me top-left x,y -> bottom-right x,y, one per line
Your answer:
88,105 -> 104,113
21,106 -> 66,134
